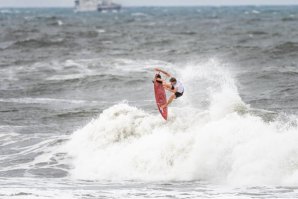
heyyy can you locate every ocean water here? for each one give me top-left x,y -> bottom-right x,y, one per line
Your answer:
1,6 -> 298,198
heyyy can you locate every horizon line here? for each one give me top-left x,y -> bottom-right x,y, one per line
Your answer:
1,4 -> 298,8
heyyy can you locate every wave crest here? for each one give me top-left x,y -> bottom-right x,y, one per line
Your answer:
63,60 -> 298,186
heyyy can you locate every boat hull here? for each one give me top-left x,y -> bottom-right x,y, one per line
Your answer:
97,4 -> 121,12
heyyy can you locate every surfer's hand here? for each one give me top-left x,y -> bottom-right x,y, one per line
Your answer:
160,104 -> 167,109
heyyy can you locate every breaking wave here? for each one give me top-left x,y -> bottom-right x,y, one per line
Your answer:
63,59 -> 298,186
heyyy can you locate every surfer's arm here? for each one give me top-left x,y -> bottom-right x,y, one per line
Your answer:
154,68 -> 171,77
155,78 -> 164,83
163,83 -> 177,93
165,87 -> 176,93
170,87 -> 177,93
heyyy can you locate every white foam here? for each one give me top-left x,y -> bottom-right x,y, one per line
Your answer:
252,10 -> 260,14
96,29 -> 106,33
63,59 -> 298,186
57,20 -> 63,26
0,9 -> 13,14
131,12 -> 149,17
47,74 -> 87,81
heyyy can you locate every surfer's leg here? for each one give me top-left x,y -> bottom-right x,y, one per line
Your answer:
167,94 -> 176,106
161,94 -> 176,109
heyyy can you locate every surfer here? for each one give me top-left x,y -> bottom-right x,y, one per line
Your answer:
154,68 -> 184,109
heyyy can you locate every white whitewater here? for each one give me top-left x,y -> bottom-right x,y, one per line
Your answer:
64,59 -> 298,186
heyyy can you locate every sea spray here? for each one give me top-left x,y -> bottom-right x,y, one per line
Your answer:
65,103 -> 195,181
64,60 -> 298,185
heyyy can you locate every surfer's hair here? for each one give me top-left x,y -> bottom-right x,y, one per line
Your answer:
169,77 -> 177,83
155,74 -> 161,79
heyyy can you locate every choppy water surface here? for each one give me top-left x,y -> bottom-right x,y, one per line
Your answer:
1,6 -> 298,198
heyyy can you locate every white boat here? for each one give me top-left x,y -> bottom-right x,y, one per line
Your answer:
75,0 -> 121,12
98,0 -> 121,12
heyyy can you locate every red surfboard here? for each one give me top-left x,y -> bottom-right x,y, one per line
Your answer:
154,80 -> 168,120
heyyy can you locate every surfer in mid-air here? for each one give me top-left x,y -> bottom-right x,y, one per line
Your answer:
154,68 -> 184,109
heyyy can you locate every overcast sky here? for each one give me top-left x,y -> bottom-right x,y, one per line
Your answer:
0,0 -> 298,7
